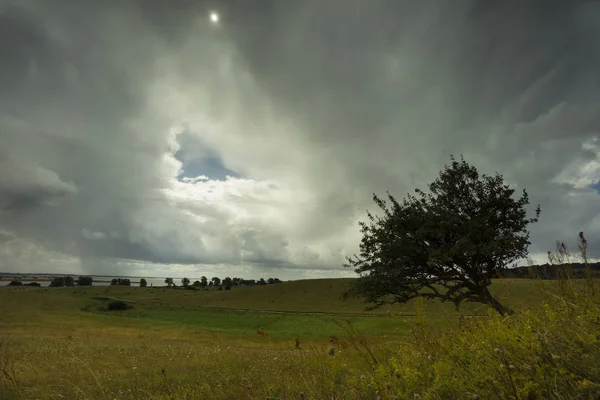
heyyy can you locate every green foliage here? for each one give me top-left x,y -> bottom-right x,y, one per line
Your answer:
222,277 -> 232,290
110,278 -> 131,286
49,276 -> 75,287
376,285 -> 600,399
7,280 -> 22,286
346,155 -> 540,316
165,277 -> 174,287
76,276 -> 93,286
211,277 -> 221,287
139,278 -> 147,288
106,300 -> 130,311
181,277 -> 190,287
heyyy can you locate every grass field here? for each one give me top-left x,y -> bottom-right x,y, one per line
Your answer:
1,278 -> 599,399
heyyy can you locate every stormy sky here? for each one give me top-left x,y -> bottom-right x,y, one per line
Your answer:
0,0 -> 599,279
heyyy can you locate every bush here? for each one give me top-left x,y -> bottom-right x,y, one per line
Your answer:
25,282 -> 41,287
7,280 -> 22,286
110,278 -> 131,286
107,300 -> 130,311
139,278 -> 147,288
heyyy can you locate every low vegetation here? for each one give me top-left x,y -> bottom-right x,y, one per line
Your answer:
107,300 -> 132,311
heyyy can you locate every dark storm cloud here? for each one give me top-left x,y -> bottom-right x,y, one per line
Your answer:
0,0 -> 598,277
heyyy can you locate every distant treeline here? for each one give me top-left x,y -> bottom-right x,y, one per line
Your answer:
3,275 -> 285,289
164,277 -> 283,290
503,263 -> 600,279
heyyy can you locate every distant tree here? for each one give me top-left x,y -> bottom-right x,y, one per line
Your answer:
200,276 -> 208,288
192,280 -> 201,287
222,277 -> 232,290
267,278 -> 275,284
208,281 -> 213,287
8,280 -> 22,286
76,276 -> 93,286
211,277 -> 221,287
165,277 -> 174,287
258,278 -> 266,285
345,155 -> 540,316
49,276 -> 75,287
181,277 -> 190,287
139,278 -> 147,288
25,282 -> 41,287
232,277 -> 242,286
110,278 -> 131,286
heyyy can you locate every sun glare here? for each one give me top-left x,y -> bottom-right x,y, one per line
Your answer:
210,12 -> 219,24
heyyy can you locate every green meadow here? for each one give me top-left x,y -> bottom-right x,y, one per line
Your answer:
1,278 -> 599,399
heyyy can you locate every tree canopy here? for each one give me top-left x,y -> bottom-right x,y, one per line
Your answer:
345,155 -> 540,316
76,276 -> 93,286
49,276 -> 75,287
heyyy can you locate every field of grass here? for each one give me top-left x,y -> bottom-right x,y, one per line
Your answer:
1,278 -> 599,399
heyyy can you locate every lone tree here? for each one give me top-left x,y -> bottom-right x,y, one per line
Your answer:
181,277 -> 190,287
345,155 -> 540,316
139,278 -> 147,288
165,277 -> 173,287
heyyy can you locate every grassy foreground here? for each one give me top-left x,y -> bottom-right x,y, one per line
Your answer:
1,278 -> 599,399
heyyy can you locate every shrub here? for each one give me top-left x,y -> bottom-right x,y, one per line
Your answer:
7,280 -> 22,286
139,278 -> 147,287
24,282 -> 40,287
107,300 -> 130,311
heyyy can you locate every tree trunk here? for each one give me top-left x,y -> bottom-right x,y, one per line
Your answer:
482,288 -> 515,316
